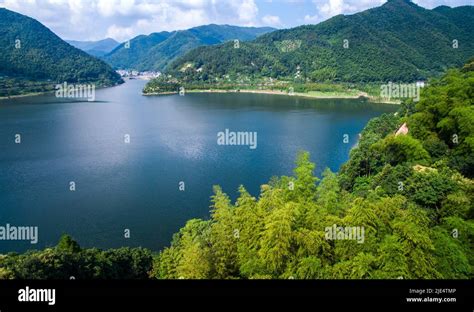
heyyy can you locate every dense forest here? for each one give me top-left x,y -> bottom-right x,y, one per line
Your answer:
0,235 -> 152,279
0,8 -> 122,97
157,0 -> 473,87
1,60 -> 472,279
104,25 -> 275,72
152,60 -> 473,279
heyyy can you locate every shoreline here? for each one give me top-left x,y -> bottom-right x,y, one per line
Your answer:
1,83 -> 400,104
142,88 -> 401,104
0,91 -> 54,100
0,81 -> 125,101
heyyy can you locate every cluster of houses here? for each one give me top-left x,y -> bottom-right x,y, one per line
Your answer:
116,70 -> 161,80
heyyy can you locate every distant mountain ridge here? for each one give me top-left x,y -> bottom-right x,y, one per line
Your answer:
67,38 -> 120,57
0,8 -> 122,96
165,0 -> 474,83
103,24 -> 275,71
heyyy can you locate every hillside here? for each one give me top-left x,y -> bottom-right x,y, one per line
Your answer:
66,38 -> 119,57
165,0 -> 474,83
104,24 -> 275,71
0,8 -> 122,96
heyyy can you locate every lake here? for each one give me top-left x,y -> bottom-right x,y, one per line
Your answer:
0,79 -> 397,253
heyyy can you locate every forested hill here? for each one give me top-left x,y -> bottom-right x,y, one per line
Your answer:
103,25 -> 275,71
166,0 -> 474,83
0,8 -> 122,96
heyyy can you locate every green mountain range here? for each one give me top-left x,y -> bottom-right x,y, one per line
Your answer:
103,24 -> 275,71
66,38 -> 120,57
165,0 -> 474,83
0,8 -> 122,96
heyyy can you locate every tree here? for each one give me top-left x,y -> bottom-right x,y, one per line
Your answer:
373,134 -> 431,166
209,186 -> 238,278
293,151 -> 318,200
316,168 -> 341,215
431,227 -> 471,279
56,234 -> 81,253
373,235 -> 409,279
259,203 -> 294,276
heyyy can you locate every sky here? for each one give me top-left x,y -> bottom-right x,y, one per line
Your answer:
0,0 -> 472,42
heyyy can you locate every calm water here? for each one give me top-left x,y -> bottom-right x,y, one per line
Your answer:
0,80 -> 397,252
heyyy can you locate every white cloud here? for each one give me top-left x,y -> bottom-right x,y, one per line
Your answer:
2,0 -> 472,41
303,14 -> 319,23
304,0 -> 386,24
105,24 -> 135,41
304,0 -> 469,25
319,0 -> 345,16
261,14 -> 282,27
1,0 -> 262,41
234,0 -> 259,25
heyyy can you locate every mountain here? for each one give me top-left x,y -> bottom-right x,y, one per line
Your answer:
0,8 -> 122,96
66,38 -> 120,57
104,31 -> 173,71
103,24 -> 275,71
166,0 -> 474,83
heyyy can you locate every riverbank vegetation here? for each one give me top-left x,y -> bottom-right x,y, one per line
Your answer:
142,77 -> 401,103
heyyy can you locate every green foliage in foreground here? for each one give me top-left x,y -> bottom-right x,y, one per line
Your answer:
152,61 -> 473,279
0,235 -> 153,279
152,156 -> 472,279
0,62 -> 472,280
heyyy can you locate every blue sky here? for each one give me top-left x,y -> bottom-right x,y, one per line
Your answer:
0,0 -> 472,42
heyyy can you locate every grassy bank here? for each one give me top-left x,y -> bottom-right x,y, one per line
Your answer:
142,87 -> 401,104
142,78 -> 404,104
